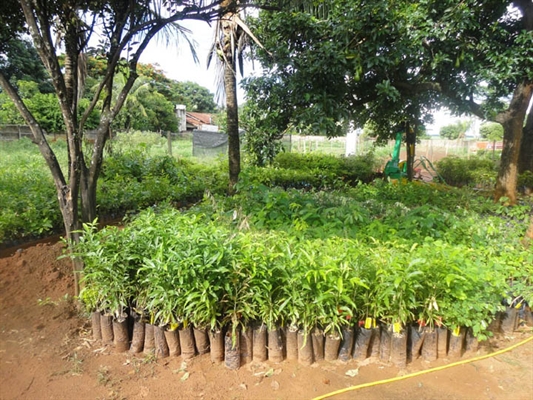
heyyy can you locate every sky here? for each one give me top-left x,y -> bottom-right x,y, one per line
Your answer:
427,110 -> 481,138
140,21 -> 215,89
139,20 -> 253,105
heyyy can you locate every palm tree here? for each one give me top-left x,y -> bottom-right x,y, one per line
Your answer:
206,0 -> 331,193
112,74 -> 152,131
208,0 -> 267,194
208,1 -> 243,194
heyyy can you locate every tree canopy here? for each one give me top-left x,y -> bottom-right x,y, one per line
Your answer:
0,38 -> 53,93
439,121 -> 472,140
479,122 -> 504,142
1,39 -> 217,133
121,62 -> 219,113
243,0 -> 532,200
157,80 -> 219,113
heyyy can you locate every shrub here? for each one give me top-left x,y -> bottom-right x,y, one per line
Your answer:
0,137 -> 224,244
273,152 -> 378,183
274,152 -> 342,172
0,139 -> 64,243
436,156 -> 497,188
338,152 -> 379,184
241,167 -> 341,191
97,152 -> 224,215
112,131 -> 166,152
243,151 -> 379,191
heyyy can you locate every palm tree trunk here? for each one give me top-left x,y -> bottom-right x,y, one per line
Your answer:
222,11 -> 241,194
225,66 -> 240,194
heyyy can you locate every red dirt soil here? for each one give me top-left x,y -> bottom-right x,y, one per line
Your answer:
1,241 -> 532,400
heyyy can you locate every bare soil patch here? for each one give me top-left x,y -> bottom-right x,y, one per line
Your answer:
1,241 -> 532,400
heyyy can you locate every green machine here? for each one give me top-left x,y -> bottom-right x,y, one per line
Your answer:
383,132 -> 407,180
383,131 -> 444,182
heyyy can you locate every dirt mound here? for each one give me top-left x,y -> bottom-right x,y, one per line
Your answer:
1,241 -> 532,400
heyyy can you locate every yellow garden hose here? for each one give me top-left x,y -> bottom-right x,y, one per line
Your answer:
312,334 -> 533,400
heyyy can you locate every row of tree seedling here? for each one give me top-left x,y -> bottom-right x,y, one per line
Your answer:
76,204 -> 532,368
91,306 -> 526,369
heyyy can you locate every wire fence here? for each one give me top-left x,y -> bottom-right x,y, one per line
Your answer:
288,135 -> 502,163
0,126 -> 501,165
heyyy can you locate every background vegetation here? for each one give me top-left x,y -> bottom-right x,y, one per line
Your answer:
1,132 -> 531,342
1,134 -> 531,245
0,59 -> 219,134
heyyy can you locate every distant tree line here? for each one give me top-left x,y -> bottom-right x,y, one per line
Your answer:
0,39 -> 219,134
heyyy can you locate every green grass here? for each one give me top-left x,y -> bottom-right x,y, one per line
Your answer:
111,131 -> 195,160
0,138 -> 66,243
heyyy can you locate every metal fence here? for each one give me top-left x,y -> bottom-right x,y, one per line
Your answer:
0,125 -> 33,140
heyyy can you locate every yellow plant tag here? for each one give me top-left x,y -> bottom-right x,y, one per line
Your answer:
364,317 -> 375,329
514,301 -> 523,309
393,322 -> 402,333
452,326 -> 461,337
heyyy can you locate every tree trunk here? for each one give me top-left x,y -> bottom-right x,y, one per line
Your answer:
495,0 -> 532,199
494,82 -> 533,204
80,166 -> 98,224
59,197 -> 83,296
222,8 -> 241,195
518,108 -> 533,174
80,120 -> 111,224
225,72 -> 240,195
57,123 -> 83,296
6,0 -> 217,300
0,72 -> 83,295
406,122 -> 416,181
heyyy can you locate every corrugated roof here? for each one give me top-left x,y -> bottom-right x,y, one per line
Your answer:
186,112 -> 212,127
